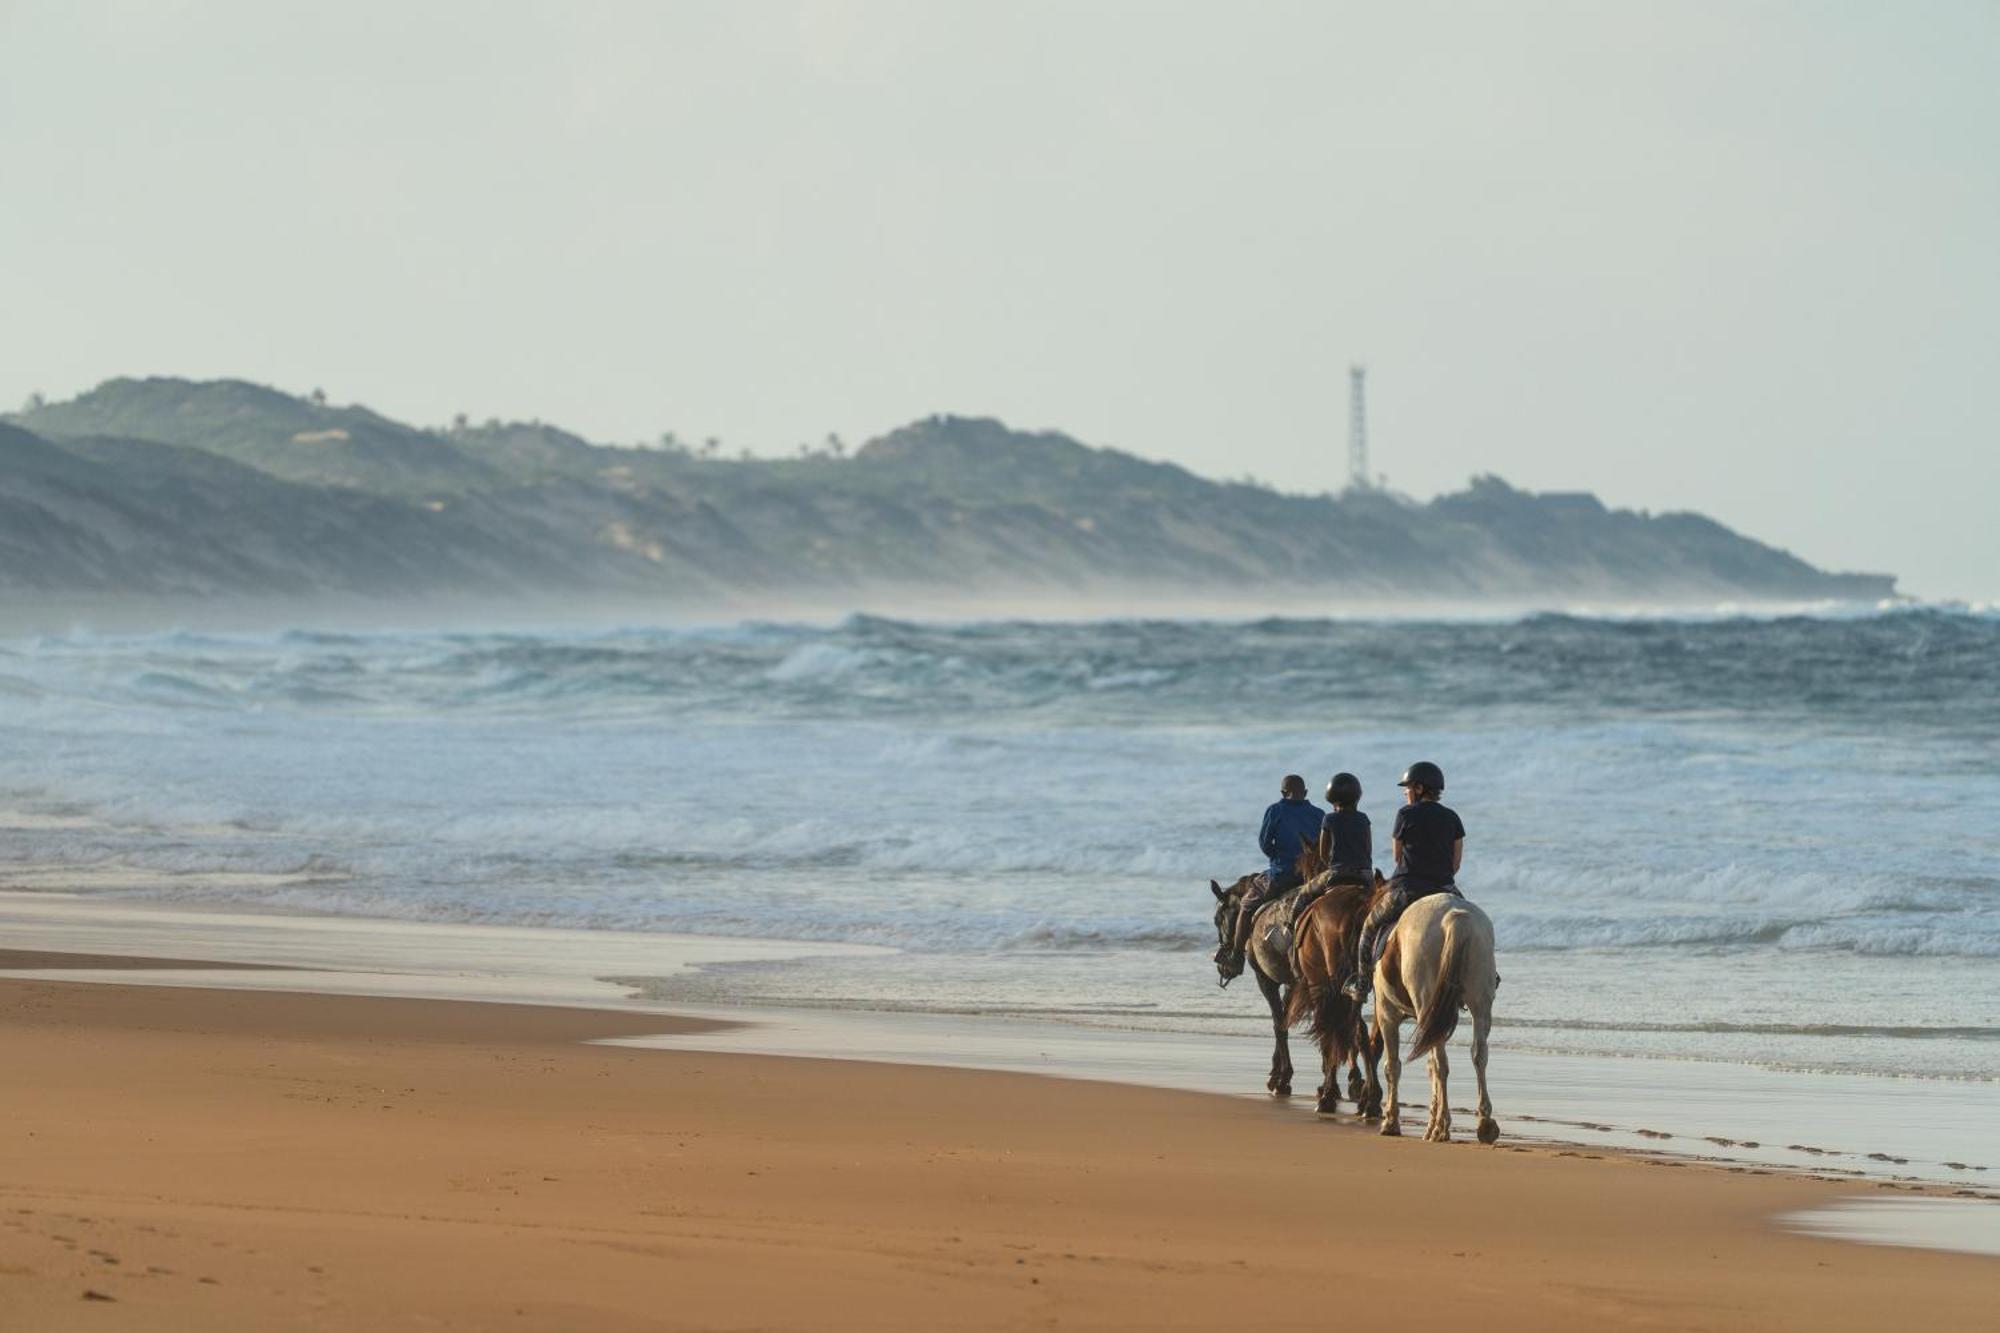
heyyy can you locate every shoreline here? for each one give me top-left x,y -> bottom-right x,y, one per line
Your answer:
3,891 -> 1996,1190
1,972 -> 1995,1331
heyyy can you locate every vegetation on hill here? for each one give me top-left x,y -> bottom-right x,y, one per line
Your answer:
1,378 -> 1896,605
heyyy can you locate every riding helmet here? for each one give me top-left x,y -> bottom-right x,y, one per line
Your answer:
1397,760 -> 1445,795
1325,772 -> 1362,806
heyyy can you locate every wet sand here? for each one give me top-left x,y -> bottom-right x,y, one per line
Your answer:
1,974 -> 1993,1332
0,949 -> 290,971
4,892 -> 1996,1189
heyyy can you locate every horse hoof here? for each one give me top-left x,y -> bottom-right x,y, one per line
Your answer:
1425,1125 -> 1452,1143
1379,1122 -> 1401,1138
1270,1084 -> 1292,1099
1477,1118 -> 1501,1145
1315,1098 -> 1338,1116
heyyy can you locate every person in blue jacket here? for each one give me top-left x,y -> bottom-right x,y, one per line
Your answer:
1215,774 -> 1324,978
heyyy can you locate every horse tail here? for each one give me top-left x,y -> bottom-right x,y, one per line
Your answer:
1283,906 -> 1361,1067
1281,966 -> 1313,1029
1408,909 -> 1468,1059
1311,981 -> 1361,1068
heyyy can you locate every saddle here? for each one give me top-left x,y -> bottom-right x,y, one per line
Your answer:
1253,881 -> 1329,959
1265,871 -> 1376,972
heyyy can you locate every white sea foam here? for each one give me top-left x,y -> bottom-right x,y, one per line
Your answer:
765,642 -> 873,683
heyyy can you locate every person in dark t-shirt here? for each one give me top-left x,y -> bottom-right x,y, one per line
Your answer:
1390,797 -> 1465,893
1317,771 -> 1373,881
1343,761 -> 1465,1002
1293,771 -> 1373,916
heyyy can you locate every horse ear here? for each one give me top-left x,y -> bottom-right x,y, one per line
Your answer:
1375,870 -> 1387,888
1210,879 -> 1226,901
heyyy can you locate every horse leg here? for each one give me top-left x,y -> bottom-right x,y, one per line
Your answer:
1256,970 -> 1292,1097
1424,1042 -> 1452,1142
1315,1029 -> 1338,1115
1312,984 -> 1338,1114
1360,1022 -> 1385,1119
1377,1005 -> 1404,1136
1471,1002 -> 1499,1144
1347,988 -> 1376,1110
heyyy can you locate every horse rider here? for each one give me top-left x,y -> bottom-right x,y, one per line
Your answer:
1311,771 -> 1373,896
1342,761 -> 1464,1003
1288,771 -> 1373,917
1214,773 -> 1323,979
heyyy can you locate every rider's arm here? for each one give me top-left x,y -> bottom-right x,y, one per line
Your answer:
1452,838 -> 1464,874
1258,806 -> 1280,859
1317,825 -> 1333,860
1390,836 -> 1403,869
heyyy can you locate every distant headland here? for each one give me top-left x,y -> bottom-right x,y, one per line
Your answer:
1,378 -> 1895,609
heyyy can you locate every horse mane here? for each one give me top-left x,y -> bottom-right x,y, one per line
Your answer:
1293,839 -> 1327,883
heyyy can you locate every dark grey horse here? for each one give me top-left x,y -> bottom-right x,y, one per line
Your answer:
1210,872 -> 1299,1097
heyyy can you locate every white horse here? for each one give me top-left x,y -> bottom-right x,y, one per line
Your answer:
1364,892 -> 1500,1144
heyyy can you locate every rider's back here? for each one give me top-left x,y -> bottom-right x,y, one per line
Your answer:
1391,799 -> 1464,893
1260,796 -> 1324,876
1321,807 -> 1372,873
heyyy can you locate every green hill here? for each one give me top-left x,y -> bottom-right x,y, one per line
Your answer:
1,378 -> 1896,606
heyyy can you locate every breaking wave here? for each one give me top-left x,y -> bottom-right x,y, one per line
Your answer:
7,604 -> 1998,734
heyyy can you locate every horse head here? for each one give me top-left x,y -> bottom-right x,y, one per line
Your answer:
1209,878 -> 1235,951
1210,874 -> 1262,983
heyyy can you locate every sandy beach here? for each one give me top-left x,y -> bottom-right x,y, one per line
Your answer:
2,962 -> 1993,1332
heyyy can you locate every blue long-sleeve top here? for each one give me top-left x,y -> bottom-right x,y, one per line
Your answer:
1259,796 -> 1325,878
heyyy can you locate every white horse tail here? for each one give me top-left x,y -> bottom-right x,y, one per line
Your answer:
1407,907 -> 1470,1058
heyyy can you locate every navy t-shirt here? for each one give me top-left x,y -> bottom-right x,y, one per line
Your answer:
1391,800 -> 1465,891
1320,808 -> 1372,870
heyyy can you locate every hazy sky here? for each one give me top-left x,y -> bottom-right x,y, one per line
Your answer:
3,1 -> 1995,600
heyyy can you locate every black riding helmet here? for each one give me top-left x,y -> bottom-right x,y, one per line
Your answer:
1325,772 -> 1362,806
1397,760 -> 1445,796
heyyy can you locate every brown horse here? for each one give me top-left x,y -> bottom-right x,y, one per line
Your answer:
1210,844 -> 1376,1104
1284,870 -> 1388,1117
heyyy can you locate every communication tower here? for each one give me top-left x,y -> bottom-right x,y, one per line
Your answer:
1347,364 -> 1370,491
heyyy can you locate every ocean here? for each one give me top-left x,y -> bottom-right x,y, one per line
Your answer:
2,606 -> 1996,1096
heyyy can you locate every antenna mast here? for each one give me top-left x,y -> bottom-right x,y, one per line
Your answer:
1347,363 -> 1369,491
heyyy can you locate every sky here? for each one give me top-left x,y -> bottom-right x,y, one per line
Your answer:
2,1 -> 1995,601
